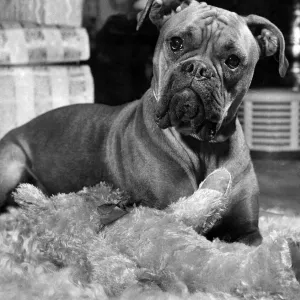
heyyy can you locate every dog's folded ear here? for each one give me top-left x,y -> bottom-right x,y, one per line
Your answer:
244,15 -> 289,77
136,0 -> 192,30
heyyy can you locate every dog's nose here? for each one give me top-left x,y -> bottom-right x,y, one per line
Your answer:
181,60 -> 214,79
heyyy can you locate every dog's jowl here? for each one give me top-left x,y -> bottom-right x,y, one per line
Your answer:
0,0 -> 288,245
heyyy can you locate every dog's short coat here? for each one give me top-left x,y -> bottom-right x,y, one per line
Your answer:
0,0 -> 288,245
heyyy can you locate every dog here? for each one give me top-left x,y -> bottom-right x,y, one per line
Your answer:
0,0 -> 288,245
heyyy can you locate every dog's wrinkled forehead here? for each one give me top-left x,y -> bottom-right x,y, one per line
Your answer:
161,3 -> 245,41
158,3 -> 253,60
178,3 -> 240,27
163,3 -> 245,42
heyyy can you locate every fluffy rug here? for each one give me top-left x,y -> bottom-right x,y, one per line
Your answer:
0,170 -> 300,300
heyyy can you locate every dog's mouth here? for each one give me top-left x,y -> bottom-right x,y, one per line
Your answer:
154,88 -> 218,141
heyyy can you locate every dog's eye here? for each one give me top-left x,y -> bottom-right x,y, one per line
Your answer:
170,37 -> 183,52
225,55 -> 240,69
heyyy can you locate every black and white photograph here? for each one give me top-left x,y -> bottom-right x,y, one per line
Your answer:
0,0 -> 299,299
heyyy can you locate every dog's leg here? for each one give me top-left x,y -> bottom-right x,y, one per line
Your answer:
0,137 -> 29,209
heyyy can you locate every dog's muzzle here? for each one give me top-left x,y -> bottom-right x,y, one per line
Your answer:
155,88 -> 218,141
154,88 -> 201,127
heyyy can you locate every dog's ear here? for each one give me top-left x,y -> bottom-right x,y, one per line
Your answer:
244,15 -> 289,77
136,0 -> 192,30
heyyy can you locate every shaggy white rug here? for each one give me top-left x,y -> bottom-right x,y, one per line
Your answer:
0,171 -> 300,300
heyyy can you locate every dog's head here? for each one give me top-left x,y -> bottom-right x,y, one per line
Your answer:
137,0 -> 288,142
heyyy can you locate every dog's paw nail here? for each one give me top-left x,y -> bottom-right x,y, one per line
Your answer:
176,6 -> 182,12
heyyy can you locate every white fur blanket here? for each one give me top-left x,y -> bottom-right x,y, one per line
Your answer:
0,175 -> 300,300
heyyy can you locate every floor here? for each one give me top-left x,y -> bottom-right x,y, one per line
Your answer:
253,158 -> 300,215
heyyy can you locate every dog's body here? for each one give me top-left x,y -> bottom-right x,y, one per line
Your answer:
0,1 -> 288,245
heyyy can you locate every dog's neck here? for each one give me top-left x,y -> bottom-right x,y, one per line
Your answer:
142,90 -> 241,188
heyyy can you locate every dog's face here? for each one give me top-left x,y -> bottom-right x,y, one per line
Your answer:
138,0 -> 288,142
